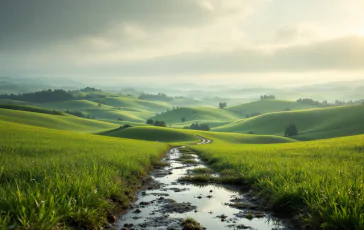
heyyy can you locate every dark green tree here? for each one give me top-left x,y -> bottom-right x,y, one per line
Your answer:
181,116 -> 186,122
146,119 -> 154,125
285,123 -> 298,137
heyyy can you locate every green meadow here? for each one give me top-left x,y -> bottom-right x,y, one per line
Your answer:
151,107 -> 243,124
0,120 -> 168,229
227,99 -> 322,115
189,135 -> 364,229
214,105 -> 364,140
0,108 -> 118,133
1,91 -> 363,229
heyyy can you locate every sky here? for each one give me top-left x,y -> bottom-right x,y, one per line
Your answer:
1,0 -> 364,87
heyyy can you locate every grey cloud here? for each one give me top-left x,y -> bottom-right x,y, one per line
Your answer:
0,0 -> 214,51
81,36 -> 364,75
2,36 -> 362,77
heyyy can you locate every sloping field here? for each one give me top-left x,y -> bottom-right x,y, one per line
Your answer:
0,108 -> 117,132
102,126 -> 200,143
0,104 -> 66,115
214,105 -> 364,140
89,96 -> 171,112
34,100 -> 153,122
102,126 -> 295,144
0,120 -> 167,229
172,120 -> 231,129
227,100 -> 322,116
190,134 -> 364,229
151,107 -> 243,124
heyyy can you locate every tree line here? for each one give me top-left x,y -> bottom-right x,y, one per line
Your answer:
260,95 -> 276,100
297,98 -> 355,106
139,93 -> 173,102
146,119 -> 167,127
183,122 -> 210,131
0,89 -> 74,103
65,110 -> 95,119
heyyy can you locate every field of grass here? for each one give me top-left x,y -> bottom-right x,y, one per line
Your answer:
214,105 -> 364,140
227,99 -> 322,116
189,135 -> 364,229
171,120 -> 231,128
0,104 -> 65,116
33,100 -> 154,122
0,120 -> 168,229
89,96 -> 171,112
102,126 -> 200,143
102,125 -> 295,144
0,108 -> 117,133
151,107 -> 243,124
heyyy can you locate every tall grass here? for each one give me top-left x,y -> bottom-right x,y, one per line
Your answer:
0,121 -> 168,229
190,135 -> 364,229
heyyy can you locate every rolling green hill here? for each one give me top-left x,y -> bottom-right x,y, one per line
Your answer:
0,108 -> 117,133
214,105 -> 364,140
0,104 -> 66,116
151,107 -> 243,125
227,100 -> 322,116
172,120 -> 231,129
89,96 -> 171,112
102,126 -> 295,144
102,126 -> 199,143
33,100 -> 154,122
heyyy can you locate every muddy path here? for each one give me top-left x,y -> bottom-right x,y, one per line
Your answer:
113,136 -> 291,230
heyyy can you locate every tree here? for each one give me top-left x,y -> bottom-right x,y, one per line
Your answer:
146,119 -> 154,125
181,116 -> 186,122
285,123 -> 298,137
219,102 -> 227,109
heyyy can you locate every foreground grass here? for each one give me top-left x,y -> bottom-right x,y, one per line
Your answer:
0,120 -> 168,229
190,135 -> 364,229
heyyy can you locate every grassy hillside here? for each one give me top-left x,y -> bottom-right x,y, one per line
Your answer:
172,120 -> 231,129
227,100 -> 322,116
0,108 -> 117,133
102,126 -> 295,144
151,107 -> 243,124
0,120 -> 167,229
102,126 -> 200,143
190,134 -> 364,229
89,96 -> 171,112
0,104 -> 65,116
34,100 -> 154,122
214,105 -> 364,140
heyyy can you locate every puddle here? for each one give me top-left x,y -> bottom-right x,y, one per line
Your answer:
114,138 -> 291,230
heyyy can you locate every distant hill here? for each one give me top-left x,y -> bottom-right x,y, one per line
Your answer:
214,105 -> 364,140
102,126 -> 295,144
102,126 -> 199,143
0,108 -> 117,133
151,107 -> 243,124
227,100 -> 322,117
31,100 -> 154,123
0,104 -> 65,116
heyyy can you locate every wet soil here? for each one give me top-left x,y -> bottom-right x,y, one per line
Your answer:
113,138 -> 292,230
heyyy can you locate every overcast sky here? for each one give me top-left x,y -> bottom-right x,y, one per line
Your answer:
1,0 -> 364,86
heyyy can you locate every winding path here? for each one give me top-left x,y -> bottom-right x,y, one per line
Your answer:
114,136 -> 289,230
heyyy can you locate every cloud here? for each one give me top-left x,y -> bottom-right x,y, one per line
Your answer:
0,0 -> 363,85
1,36 -> 363,77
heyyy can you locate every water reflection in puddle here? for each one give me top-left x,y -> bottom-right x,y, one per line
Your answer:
115,145 -> 290,230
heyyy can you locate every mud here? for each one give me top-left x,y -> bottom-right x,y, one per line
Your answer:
113,138 -> 292,230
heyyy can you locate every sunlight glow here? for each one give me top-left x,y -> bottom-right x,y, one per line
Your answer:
356,28 -> 364,36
